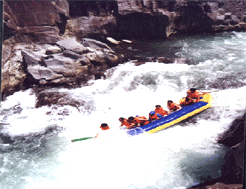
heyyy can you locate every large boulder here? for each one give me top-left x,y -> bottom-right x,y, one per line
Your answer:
189,182 -> 243,189
3,0 -> 69,43
65,16 -> 117,40
218,116 -> 245,147
1,41 -> 27,98
189,115 -> 245,189
1,37 -> 119,99
221,142 -> 244,184
217,114 -> 245,185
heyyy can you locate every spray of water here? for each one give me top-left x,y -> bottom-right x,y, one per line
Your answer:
1,32 -> 246,189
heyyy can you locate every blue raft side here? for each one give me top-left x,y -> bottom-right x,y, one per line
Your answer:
127,101 -> 208,136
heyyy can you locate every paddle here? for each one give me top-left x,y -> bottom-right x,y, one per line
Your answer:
71,137 -> 94,143
207,89 -> 221,93
199,89 -> 221,94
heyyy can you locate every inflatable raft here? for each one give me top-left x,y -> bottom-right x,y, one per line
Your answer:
127,93 -> 212,136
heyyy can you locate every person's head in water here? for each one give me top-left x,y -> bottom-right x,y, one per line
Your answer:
100,123 -> 110,130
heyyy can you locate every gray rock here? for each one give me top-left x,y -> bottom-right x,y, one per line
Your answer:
62,50 -> 84,60
65,16 -> 117,39
21,50 -> 41,66
28,65 -> 63,81
81,38 -> 113,52
4,0 -> 69,43
56,37 -> 90,54
46,46 -> 63,55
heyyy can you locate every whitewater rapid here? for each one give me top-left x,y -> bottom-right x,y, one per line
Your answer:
1,31 -> 246,189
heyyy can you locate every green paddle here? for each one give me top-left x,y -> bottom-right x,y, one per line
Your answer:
71,137 -> 94,143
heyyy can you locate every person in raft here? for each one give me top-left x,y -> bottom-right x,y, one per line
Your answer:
155,105 -> 169,116
127,116 -> 149,128
179,97 -> 194,106
186,88 -> 207,104
149,111 -> 163,123
95,123 -> 110,138
119,117 -> 131,129
167,100 -> 182,113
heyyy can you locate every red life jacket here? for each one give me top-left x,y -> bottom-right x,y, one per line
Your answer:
155,107 -> 168,116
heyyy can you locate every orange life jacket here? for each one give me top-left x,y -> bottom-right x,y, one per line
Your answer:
187,90 -> 200,100
149,113 -> 159,121
121,118 -> 133,129
121,118 -> 130,127
155,107 -> 168,116
167,102 -> 181,111
180,97 -> 193,106
135,116 -> 149,125
100,126 -> 110,130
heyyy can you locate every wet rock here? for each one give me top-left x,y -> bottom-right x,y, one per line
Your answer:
1,37 -> 119,98
217,115 -> 245,147
216,114 -> 245,185
35,90 -> 85,110
189,182 -> 243,189
221,142 -> 244,184
189,115 -> 245,189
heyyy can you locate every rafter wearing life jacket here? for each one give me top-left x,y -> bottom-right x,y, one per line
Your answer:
128,116 -> 149,128
155,105 -> 169,116
186,88 -> 200,103
119,117 -> 132,129
135,116 -> 149,126
100,123 -> 110,130
167,100 -> 182,112
149,111 -> 163,123
180,97 -> 194,106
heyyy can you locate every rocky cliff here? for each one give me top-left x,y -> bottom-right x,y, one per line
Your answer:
3,0 -> 246,98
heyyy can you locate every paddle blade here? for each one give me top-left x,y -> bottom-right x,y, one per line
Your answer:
71,137 -> 94,142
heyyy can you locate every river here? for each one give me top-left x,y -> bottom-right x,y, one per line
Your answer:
1,31 -> 246,189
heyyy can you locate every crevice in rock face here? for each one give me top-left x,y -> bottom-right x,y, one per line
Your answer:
56,13 -> 68,35
115,13 -> 168,39
21,57 -> 39,89
3,23 -> 17,41
68,0 -> 118,17
68,1 -> 89,17
175,2 -> 214,34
